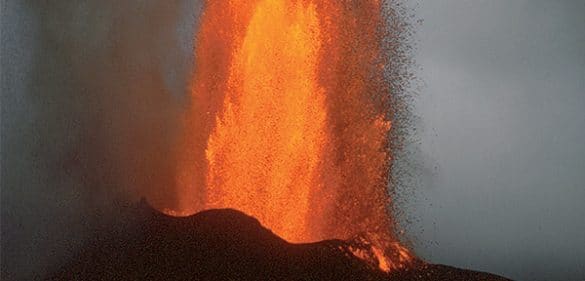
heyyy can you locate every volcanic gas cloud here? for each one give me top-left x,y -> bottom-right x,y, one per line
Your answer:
151,0 -> 413,271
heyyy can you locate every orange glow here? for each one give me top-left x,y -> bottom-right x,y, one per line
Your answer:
171,0 -> 414,271
205,0 -> 325,242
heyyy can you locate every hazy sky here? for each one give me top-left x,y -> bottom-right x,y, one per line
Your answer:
404,0 -> 585,280
2,1 -> 584,280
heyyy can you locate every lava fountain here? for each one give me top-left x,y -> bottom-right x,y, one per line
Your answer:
167,0 -> 413,271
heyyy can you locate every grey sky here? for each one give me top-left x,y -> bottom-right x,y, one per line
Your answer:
2,1 -> 584,280
403,0 -> 585,280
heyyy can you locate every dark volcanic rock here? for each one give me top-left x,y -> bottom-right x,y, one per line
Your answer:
389,264 -> 511,281
49,200 -> 511,281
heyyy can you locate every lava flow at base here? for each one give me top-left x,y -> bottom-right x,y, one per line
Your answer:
156,0 -> 413,271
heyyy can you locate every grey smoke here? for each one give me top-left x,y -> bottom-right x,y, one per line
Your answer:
1,1 -> 201,279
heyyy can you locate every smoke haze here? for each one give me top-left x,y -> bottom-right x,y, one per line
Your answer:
1,1 -> 201,279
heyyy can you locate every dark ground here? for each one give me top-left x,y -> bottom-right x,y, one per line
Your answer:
49,200 -> 511,281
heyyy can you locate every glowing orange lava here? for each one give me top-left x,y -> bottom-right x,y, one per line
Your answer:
171,0 -> 414,271
205,0 -> 326,242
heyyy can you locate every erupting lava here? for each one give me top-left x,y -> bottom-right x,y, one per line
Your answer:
206,0 -> 326,242
166,0 -> 413,271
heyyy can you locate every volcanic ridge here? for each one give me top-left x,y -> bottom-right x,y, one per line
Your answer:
49,200 -> 511,281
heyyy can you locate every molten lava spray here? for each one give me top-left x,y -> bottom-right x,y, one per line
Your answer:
171,0 -> 413,271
